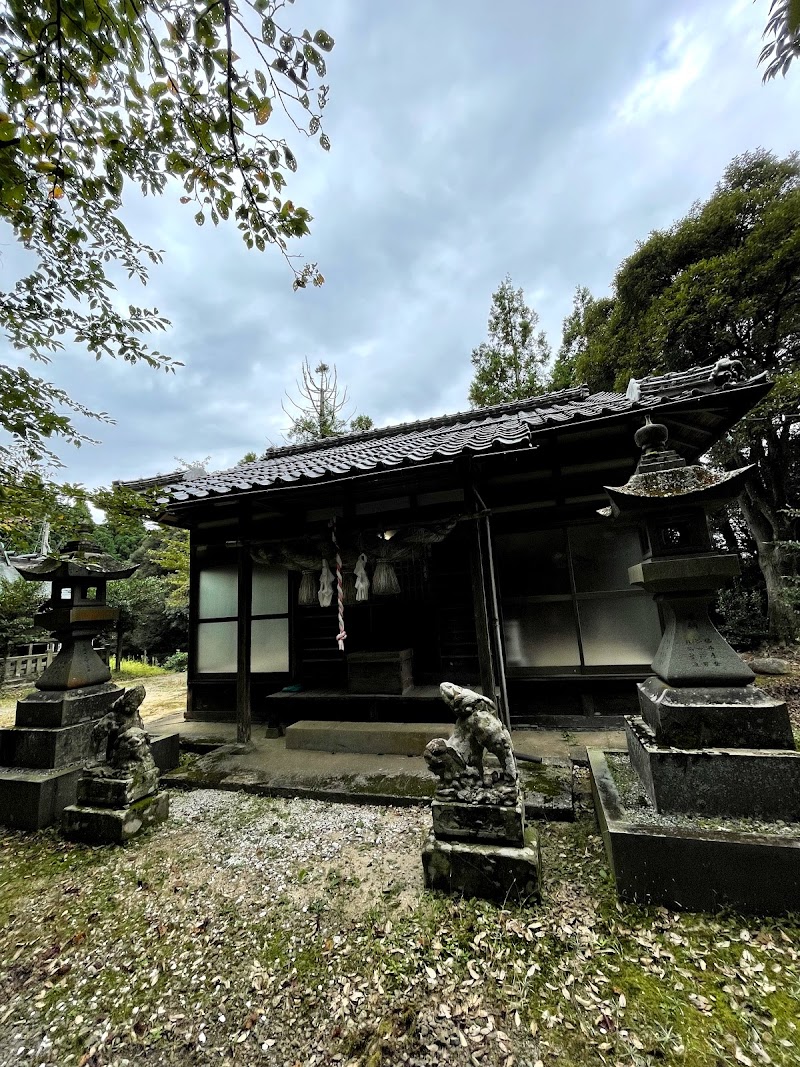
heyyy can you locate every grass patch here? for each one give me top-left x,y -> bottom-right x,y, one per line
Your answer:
111,659 -> 168,679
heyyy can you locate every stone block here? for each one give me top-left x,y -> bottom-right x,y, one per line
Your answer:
589,748 -> 800,915
150,732 -> 181,773
77,766 -> 159,808
0,765 -> 82,830
0,719 -> 98,770
626,716 -> 800,820
62,791 -> 169,845
285,719 -> 452,756
13,683 -> 121,729
431,798 -> 525,846
637,677 -> 795,750
422,828 -> 540,904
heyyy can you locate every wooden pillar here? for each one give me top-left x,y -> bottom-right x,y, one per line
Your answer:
481,512 -> 511,729
236,543 -> 253,744
469,516 -> 496,711
186,529 -> 198,717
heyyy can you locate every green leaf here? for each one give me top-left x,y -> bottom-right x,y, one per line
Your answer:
790,0 -> 800,35
313,29 -> 334,52
194,210 -> 205,226
261,18 -> 276,45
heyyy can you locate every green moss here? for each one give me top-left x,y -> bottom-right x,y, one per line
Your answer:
519,765 -> 566,798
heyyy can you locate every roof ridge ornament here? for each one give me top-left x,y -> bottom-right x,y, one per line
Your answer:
709,356 -> 746,385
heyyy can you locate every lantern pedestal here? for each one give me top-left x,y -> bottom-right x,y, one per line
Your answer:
0,529 -> 176,831
588,416 -> 800,913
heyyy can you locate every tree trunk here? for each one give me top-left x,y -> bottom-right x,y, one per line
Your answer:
738,491 -> 797,644
115,625 -> 124,673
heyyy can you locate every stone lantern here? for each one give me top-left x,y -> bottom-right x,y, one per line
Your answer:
0,528 -> 139,830
602,417 -> 795,759
14,527 -> 136,691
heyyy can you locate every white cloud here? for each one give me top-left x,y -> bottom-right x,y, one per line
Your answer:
615,20 -> 710,125
3,0 -> 799,489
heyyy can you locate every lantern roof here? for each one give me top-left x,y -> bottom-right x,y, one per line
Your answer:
601,418 -> 755,517
13,527 -> 137,582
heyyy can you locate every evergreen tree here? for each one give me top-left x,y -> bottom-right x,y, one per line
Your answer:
468,276 -> 551,408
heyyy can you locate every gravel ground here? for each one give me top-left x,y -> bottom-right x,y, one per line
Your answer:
4,788 -> 800,1067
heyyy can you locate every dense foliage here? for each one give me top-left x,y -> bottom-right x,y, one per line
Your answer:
0,0 -> 334,472
551,151 -> 800,641
0,575 -> 46,657
468,276 -> 551,408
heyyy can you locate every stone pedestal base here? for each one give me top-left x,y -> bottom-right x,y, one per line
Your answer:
589,748 -> 800,915
63,791 -> 169,844
14,683 -> 121,729
431,798 -> 525,846
0,719 -> 101,770
637,677 -> 794,749
77,765 -> 159,807
626,716 -> 800,820
422,829 -> 540,904
0,765 -> 82,831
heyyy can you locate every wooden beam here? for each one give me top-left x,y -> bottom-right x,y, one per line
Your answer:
236,543 -> 253,744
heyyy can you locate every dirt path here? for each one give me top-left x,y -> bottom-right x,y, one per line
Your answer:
0,672 -> 187,729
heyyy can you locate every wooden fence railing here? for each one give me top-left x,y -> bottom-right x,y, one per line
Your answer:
3,644 -> 58,682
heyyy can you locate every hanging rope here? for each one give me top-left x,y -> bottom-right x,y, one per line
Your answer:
330,519 -> 346,650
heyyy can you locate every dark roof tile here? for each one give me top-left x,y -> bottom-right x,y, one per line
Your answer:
127,364 -> 767,504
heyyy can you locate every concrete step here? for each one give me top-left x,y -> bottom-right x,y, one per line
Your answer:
285,719 -> 451,756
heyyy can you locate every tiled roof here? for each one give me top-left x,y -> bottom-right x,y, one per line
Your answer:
144,361 -> 768,505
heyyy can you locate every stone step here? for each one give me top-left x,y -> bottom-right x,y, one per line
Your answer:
285,719 -> 451,756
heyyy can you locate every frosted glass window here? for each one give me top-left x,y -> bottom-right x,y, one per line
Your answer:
503,603 -> 581,667
250,618 -> 289,673
199,566 -> 238,619
252,566 -> 288,616
578,595 -> 662,666
197,621 -> 237,673
570,525 -> 643,593
496,530 -> 570,596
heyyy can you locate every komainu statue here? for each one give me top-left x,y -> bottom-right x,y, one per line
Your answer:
85,684 -> 159,802
424,683 -> 519,806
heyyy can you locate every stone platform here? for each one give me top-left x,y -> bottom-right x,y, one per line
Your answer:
422,828 -> 540,904
589,748 -> 800,914
285,719 -> 454,756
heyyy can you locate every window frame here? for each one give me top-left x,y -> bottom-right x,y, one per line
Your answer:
495,520 -> 662,678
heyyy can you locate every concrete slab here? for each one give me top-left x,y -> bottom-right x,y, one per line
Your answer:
162,737 -> 438,806
513,728 -> 627,760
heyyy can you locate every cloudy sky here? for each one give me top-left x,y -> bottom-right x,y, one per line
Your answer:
3,0 -> 800,488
